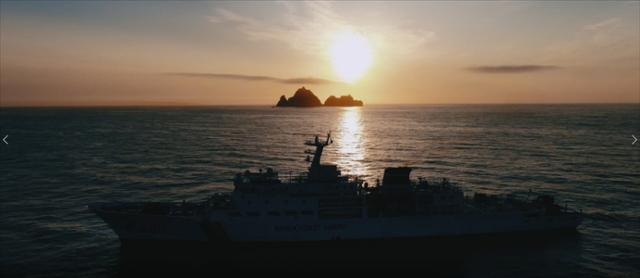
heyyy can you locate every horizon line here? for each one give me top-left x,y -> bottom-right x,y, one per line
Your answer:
1,101 -> 639,108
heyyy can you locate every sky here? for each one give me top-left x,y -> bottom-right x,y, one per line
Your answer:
1,1 -> 639,106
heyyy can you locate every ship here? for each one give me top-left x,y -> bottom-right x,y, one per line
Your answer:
89,134 -> 582,246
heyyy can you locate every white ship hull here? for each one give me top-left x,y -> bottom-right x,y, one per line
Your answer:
93,207 -> 581,244
93,208 -> 209,242
216,213 -> 581,242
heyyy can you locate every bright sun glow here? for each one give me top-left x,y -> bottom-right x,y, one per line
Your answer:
330,31 -> 374,83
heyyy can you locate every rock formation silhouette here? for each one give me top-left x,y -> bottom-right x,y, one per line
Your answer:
276,87 -> 363,107
276,95 -> 288,107
324,95 -> 363,106
275,87 -> 323,107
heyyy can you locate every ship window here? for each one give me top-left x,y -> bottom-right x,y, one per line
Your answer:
268,211 -> 280,216
285,210 -> 297,216
301,210 -> 314,215
246,212 -> 260,217
228,212 -> 241,217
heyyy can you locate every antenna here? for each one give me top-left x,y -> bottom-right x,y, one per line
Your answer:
304,132 -> 333,168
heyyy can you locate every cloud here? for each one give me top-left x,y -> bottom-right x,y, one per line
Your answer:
543,17 -> 638,65
165,72 -> 340,85
584,18 -> 622,32
207,2 -> 436,58
466,65 -> 560,73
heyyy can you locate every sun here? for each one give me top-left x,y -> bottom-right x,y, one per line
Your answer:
330,31 -> 374,83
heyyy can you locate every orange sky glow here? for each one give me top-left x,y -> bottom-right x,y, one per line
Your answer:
1,1 -> 639,106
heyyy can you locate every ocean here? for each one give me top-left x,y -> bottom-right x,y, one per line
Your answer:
0,104 -> 639,277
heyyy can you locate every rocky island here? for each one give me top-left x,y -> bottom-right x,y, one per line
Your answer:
276,87 -> 322,107
324,95 -> 363,107
276,87 -> 363,107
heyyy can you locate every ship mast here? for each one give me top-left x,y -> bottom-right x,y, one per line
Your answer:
305,133 -> 332,169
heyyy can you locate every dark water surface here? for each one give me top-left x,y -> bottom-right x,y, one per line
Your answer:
1,105 -> 639,277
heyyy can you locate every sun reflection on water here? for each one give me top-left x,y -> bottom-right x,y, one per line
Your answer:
335,107 -> 368,177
